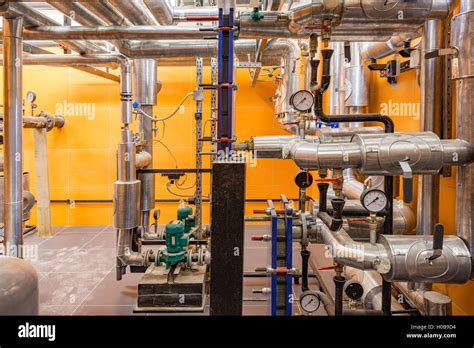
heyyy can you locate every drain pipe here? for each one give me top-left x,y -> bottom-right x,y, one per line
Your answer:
3,16 -> 24,257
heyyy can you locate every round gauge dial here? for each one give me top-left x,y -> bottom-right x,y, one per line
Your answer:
290,90 -> 314,112
374,0 -> 401,11
300,290 -> 321,314
26,91 -> 36,103
361,189 -> 388,213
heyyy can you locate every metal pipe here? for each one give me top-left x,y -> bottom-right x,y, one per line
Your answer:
345,267 -> 404,312
79,0 -> 131,26
134,59 -> 157,234
285,132 -> 474,174
108,0 -> 157,25
395,282 -> 452,315
417,19 -> 444,236
453,0 -> 474,260
0,2 -> 107,55
143,0 -> 173,25
360,34 -> 415,61
329,42 -> 347,116
21,25 -> 213,41
3,16 -> 24,257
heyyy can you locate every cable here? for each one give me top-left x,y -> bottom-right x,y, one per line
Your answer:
154,139 -> 178,168
139,92 -> 193,122
166,182 -> 192,198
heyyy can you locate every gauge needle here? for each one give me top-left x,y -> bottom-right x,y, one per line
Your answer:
367,197 -> 380,206
297,97 -> 307,107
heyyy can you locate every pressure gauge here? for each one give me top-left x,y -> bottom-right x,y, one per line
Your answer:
299,290 -> 321,314
360,188 -> 388,213
26,91 -> 36,103
290,90 -> 314,112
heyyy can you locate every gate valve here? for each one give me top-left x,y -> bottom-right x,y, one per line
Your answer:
427,224 -> 444,262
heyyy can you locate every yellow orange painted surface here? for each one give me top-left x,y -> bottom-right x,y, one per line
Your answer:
0,45 -> 472,313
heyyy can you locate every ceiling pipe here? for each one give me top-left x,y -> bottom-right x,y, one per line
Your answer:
143,0 -> 173,25
108,0 -> 157,25
79,0 -> 131,26
0,2 -> 107,55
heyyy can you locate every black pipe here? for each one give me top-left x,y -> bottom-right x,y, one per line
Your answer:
382,279 -> 392,316
334,275 -> 346,316
50,198 -> 301,204
317,183 -> 329,212
301,249 -> 310,292
319,49 -> 334,93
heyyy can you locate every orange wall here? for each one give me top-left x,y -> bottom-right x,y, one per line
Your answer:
0,64 -> 301,227
0,47 -> 472,313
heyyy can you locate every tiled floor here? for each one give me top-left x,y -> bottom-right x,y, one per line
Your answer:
24,225 -> 321,316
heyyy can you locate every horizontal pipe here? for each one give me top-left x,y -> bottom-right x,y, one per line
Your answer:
21,25 -> 213,41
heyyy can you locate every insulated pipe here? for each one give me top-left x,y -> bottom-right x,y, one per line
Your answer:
79,0 -> 130,26
344,267 -> 405,312
395,282 -> 452,315
46,1 -> 107,26
133,59 -> 157,233
417,19 -> 444,236
108,0 -> 157,25
285,133 -> 474,175
329,42 -> 347,116
360,34 -> 415,61
120,59 -> 133,125
3,16 -> 24,258
143,0 -> 173,25
21,26 -> 214,41
0,2 -> 107,55
453,0 -> 474,258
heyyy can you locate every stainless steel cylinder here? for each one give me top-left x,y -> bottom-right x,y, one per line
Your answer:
113,180 -> 140,230
120,60 -> 133,125
133,59 -> 157,106
423,291 -> 452,315
0,256 -> 38,315
345,42 -> 369,107
290,141 -> 363,169
3,16 -> 24,258
380,234 -> 472,284
354,132 -> 474,176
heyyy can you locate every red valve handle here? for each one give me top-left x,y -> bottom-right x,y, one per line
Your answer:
315,177 -> 343,183
348,218 -> 369,223
274,267 -> 291,274
251,236 -> 264,241
318,265 -> 337,271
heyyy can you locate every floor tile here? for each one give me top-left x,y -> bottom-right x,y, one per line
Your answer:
39,271 -> 109,306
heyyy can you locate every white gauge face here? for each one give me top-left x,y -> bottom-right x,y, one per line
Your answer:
361,189 -> 388,213
26,91 -> 36,103
300,291 -> 320,313
374,0 -> 401,11
291,90 -> 314,112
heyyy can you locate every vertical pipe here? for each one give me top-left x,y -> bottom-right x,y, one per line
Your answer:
3,16 -> 24,258
417,19 -> 443,236
453,1 -> 474,261
329,42 -> 347,117
133,59 -> 157,233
